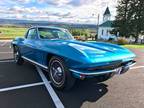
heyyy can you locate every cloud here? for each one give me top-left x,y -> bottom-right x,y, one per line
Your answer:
0,0 -> 118,24
13,0 -> 31,4
37,0 -> 72,6
37,0 -> 96,7
68,0 -> 96,6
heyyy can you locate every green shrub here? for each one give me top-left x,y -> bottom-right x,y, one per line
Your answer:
69,29 -> 90,37
117,38 -> 128,45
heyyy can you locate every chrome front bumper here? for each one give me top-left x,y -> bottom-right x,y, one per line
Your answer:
70,61 -> 136,76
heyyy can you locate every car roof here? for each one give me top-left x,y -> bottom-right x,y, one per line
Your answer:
30,26 -> 65,30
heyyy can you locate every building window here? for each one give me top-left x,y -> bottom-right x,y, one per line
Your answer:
102,29 -> 104,35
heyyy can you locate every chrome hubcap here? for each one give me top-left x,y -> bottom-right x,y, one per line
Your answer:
50,60 -> 64,85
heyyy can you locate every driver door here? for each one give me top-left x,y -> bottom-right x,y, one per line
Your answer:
22,28 -> 37,61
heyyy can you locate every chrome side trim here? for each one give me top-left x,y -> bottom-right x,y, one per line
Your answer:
69,68 -> 117,76
126,61 -> 136,68
22,56 -> 48,69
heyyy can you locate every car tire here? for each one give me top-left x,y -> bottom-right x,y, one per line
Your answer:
13,46 -> 24,65
48,56 -> 76,90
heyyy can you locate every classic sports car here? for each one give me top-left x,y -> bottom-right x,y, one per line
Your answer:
12,26 -> 136,90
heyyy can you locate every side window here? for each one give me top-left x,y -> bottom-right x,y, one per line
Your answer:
27,29 -> 37,39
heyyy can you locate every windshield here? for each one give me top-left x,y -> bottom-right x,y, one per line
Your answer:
38,28 -> 74,40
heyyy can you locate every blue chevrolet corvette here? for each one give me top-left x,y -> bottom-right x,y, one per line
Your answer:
12,26 -> 136,90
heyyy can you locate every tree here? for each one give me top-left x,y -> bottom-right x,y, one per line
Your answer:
113,0 -> 131,37
114,0 -> 144,42
130,0 -> 144,42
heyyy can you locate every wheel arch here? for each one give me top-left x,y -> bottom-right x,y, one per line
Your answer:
12,44 -> 18,51
12,43 -> 19,48
46,53 -> 68,66
46,53 -> 76,90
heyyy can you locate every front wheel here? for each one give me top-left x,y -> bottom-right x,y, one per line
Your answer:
13,46 -> 24,65
48,56 -> 76,90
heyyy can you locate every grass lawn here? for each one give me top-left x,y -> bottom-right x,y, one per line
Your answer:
0,26 -> 27,39
122,44 -> 144,48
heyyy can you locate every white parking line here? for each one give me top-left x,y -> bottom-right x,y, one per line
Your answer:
0,40 -> 11,46
131,66 -> 144,70
36,66 -> 64,108
0,42 -> 7,47
0,42 -> 5,47
0,82 -> 44,92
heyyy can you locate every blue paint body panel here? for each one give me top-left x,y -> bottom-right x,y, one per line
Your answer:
12,26 -> 136,79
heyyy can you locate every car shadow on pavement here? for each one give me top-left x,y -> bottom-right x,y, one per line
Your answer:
56,80 -> 108,108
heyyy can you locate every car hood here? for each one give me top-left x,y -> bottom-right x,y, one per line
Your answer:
41,40 -> 136,64
68,41 -> 135,62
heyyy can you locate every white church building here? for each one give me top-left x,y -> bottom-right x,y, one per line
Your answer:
98,7 -> 117,40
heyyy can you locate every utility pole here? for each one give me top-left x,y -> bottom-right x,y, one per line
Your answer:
96,14 -> 100,41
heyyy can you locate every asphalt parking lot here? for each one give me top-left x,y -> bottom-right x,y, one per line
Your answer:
0,41 -> 144,108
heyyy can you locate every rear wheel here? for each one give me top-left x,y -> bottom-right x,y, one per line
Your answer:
48,56 -> 76,90
13,46 -> 24,65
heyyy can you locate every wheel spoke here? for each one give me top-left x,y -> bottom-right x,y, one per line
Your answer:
50,60 -> 64,85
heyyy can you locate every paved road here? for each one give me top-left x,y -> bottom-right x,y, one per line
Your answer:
0,41 -> 144,108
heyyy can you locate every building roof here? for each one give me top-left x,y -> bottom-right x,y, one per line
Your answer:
99,21 -> 113,27
104,7 -> 111,15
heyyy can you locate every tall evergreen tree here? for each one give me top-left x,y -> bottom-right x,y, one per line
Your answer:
113,0 -> 131,37
114,0 -> 144,42
130,0 -> 144,42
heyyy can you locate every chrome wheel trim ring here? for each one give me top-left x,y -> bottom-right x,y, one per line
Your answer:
50,59 -> 65,85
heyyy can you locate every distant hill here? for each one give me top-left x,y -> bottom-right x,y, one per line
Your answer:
0,19 -> 97,29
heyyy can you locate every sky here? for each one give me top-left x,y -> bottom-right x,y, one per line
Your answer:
0,0 -> 118,24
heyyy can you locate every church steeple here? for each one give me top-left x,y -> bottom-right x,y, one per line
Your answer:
103,7 -> 111,22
